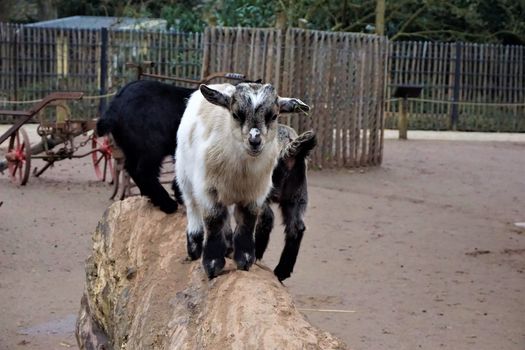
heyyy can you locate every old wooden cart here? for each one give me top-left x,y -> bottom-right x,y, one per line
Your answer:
0,92 -> 114,185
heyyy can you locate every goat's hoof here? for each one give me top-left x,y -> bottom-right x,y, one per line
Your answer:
203,257 -> 225,279
187,244 -> 202,261
186,230 -> 203,260
234,251 -> 255,271
274,265 -> 291,282
159,199 -> 178,214
255,249 -> 265,261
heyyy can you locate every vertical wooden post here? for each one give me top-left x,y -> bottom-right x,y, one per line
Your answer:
450,42 -> 462,130
200,27 -> 211,80
398,97 -> 408,139
13,25 -> 20,102
99,28 -> 108,114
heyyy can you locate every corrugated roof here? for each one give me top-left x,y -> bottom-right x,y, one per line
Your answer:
25,16 -> 167,30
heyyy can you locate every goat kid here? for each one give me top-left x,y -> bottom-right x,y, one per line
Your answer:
96,80 -> 192,213
255,126 -> 316,281
176,83 -> 309,278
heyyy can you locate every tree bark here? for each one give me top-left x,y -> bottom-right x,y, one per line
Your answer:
76,197 -> 347,350
0,0 -> 13,22
375,0 -> 385,35
36,0 -> 58,21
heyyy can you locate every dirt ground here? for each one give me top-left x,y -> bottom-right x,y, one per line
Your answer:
1,135 -> 524,350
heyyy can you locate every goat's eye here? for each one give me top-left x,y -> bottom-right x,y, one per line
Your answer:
266,112 -> 278,123
233,112 -> 244,122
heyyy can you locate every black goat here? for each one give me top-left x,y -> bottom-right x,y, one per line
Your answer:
96,80 -> 192,213
255,126 -> 316,281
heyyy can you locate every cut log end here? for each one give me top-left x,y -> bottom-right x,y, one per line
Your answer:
76,197 -> 347,350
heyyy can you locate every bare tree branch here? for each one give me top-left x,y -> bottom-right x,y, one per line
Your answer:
390,3 -> 429,41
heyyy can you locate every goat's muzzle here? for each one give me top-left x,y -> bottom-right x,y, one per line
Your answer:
247,128 -> 263,156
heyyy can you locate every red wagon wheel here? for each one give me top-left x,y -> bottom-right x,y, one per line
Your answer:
6,127 -> 31,186
91,134 -> 114,182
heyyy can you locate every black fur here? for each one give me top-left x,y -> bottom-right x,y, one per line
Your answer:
186,228 -> 204,261
254,203 -> 275,260
96,80 -> 193,213
256,131 -> 316,281
202,205 -> 229,278
232,204 -> 258,271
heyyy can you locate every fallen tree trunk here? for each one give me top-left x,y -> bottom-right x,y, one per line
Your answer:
76,197 -> 347,350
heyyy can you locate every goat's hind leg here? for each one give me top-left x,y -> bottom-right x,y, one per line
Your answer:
133,158 -> 178,214
233,204 -> 258,271
171,178 -> 185,204
202,204 -> 229,278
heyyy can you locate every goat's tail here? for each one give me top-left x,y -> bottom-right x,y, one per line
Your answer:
282,130 -> 317,160
96,101 -> 120,137
95,117 -> 114,136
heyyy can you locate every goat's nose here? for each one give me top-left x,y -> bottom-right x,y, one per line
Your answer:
249,128 -> 262,148
249,135 -> 261,148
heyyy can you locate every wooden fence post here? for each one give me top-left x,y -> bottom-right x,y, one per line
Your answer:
99,27 -> 108,114
13,25 -> 20,103
398,97 -> 408,139
450,42 -> 462,130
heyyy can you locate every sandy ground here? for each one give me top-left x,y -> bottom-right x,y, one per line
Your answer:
1,130 -> 524,350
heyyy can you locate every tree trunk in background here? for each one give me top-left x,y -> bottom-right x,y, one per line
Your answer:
0,0 -> 14,22
375,0 -> 385,35
275,10 -> 288,29
76,197 -> 347,350
36,0 -> 58,21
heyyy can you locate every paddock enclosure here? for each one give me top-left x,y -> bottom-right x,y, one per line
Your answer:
0,24 -> 388,169
2,23 -> 525,167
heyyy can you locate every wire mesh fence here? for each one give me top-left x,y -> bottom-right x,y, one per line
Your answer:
386,41 -> 525,132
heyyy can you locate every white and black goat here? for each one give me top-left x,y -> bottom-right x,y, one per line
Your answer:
175,83 -> 309,278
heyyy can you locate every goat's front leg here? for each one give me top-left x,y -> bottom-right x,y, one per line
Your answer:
185,198 -> 204,260
255,202 -> 274,260
233,204 -> 258,271
202,204 -> 229,279
274,198 -> 307,281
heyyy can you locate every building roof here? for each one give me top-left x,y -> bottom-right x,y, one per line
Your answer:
25,16 -> 167,30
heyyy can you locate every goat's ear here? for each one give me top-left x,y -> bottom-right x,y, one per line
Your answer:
200,85 -> 231,109
278,97 -> 310,114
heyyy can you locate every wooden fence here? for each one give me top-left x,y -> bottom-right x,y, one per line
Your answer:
2,23 -> 524,133
386,41 -> 525,132
0,24 -> 388,168
202,27 -> 388,168
0,23 -> 203,119
0,24 -> 100,102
